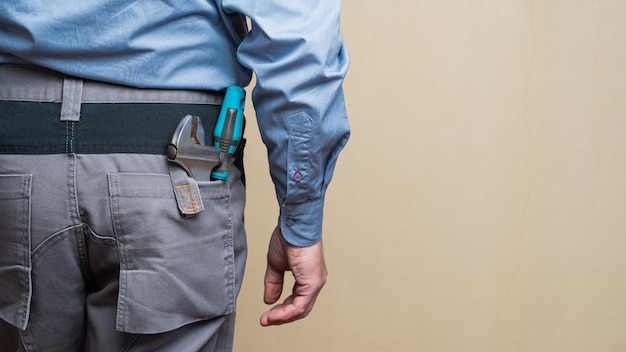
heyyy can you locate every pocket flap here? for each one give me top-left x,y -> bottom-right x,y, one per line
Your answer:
0,174 -> 33,330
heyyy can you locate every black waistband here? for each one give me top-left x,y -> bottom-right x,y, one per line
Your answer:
0,101 -> 221,155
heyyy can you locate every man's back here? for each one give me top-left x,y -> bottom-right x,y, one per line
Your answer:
0,0 -> 249,89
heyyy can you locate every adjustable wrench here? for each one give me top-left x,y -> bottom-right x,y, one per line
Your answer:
167,115 -> 222,182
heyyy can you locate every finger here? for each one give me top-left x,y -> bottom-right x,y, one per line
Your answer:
263,265 -> 285,305
260,294 -> 315,326
260,280 -> 322,326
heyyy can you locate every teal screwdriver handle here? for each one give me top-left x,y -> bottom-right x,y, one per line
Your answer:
211,85 -> 246,180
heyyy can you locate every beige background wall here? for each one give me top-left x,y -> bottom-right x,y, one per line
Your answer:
234,1 -> 626,351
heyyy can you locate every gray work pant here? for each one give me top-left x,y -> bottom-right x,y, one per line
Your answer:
0,65 -> 247,351
0,153 -> 247,352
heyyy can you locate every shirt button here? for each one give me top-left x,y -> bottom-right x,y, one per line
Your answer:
286,218 -> 296,227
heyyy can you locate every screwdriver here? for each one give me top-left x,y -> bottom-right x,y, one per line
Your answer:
211,85 -> 246,180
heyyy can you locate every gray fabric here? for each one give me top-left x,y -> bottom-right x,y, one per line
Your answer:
0,153 -> 247,351
0,63 -> 246,351
0,65 -> 224,105
60,76 -> 83,121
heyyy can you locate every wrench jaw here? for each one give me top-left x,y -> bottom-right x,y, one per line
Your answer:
167,115 -> 223,182
168,152 -> 222,182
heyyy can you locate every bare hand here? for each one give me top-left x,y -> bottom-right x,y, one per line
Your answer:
260,226 -> 327,326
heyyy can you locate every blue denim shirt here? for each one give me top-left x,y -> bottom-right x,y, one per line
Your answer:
0,0 -> 350,246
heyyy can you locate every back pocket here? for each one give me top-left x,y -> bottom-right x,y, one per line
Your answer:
0,174 -> 32,330
108,172 -> 234,334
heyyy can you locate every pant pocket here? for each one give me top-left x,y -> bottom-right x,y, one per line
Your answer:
0,174 -> 32,330
108,172 -> 235,334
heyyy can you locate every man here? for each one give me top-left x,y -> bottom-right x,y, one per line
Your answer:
0,1 -> 349,351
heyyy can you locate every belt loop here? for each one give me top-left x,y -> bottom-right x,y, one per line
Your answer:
60,76 -> 83,121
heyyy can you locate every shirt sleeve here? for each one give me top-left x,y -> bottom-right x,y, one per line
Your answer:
219,0 -> 350,246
